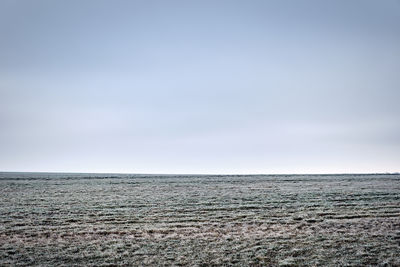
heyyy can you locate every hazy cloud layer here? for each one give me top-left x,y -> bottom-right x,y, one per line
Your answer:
1,0 -> 399,173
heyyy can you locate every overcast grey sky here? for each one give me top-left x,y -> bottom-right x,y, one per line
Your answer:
1,0 -> 399,174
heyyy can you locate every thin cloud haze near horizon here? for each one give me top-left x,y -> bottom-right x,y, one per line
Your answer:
1,0 -> 399,174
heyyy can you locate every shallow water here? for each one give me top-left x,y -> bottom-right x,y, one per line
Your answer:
1,173 -> 399,266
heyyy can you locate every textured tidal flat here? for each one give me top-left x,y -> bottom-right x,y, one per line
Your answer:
0,173 -> 399,266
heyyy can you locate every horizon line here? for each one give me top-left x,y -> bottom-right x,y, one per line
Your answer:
1,171 -> 399,176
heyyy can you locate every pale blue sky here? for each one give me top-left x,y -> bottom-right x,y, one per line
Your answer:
1,0 -> 399,174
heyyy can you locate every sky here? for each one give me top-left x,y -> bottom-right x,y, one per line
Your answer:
1,0 -> 399,174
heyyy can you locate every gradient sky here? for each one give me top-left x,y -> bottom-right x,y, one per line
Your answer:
1,0 -> 399,174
